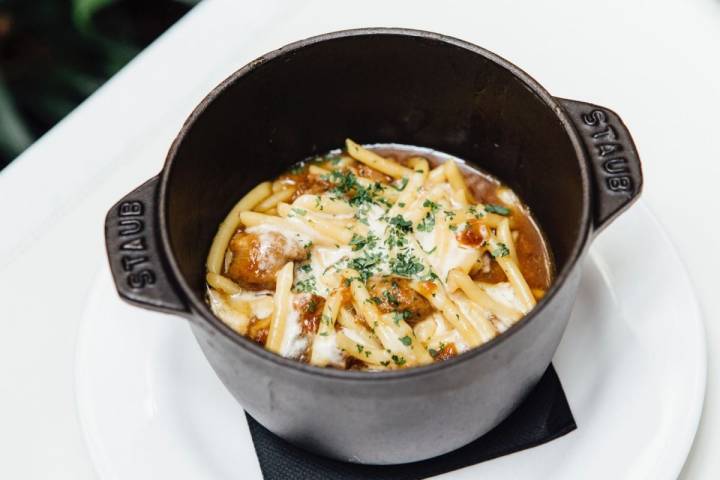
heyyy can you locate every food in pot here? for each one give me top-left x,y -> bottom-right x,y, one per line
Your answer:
205,139 -> 553,370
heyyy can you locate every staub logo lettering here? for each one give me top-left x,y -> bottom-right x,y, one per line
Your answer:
580,109 -> 634,193
117,201 -> 156,289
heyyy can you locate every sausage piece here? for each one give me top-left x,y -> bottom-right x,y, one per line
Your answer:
226,231 -> 306,290
366,277 -> 433,324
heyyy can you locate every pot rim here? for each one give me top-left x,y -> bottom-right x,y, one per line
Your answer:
158,27 -> 592,381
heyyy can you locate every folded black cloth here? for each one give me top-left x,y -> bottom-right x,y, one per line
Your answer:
247,365 -> 574,480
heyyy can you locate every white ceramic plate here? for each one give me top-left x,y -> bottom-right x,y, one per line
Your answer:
75,201 -> 705,480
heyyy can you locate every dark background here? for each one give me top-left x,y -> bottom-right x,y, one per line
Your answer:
0,0 -> 198,171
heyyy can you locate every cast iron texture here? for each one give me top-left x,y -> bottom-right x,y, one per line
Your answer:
104,28 -> 642,464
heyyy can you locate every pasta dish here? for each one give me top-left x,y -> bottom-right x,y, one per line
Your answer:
205,139 -> 553,370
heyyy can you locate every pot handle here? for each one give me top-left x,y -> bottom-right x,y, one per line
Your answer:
104,175 -> 189,315
558,98 -> 643,234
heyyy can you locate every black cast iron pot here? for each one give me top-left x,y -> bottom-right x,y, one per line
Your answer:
104,29 -> 642,464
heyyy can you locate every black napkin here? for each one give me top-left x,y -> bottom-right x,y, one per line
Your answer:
246,365 -> 574,480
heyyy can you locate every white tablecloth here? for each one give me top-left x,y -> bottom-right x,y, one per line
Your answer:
1,0 -> 718,478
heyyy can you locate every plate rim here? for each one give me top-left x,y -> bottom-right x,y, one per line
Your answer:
75,199 -> 707,479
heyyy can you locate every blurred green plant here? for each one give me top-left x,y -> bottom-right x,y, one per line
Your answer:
0,0 -> 199,169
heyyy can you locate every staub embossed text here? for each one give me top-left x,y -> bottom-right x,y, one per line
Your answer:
581,109 -> 634,194
117,200 -> 155,289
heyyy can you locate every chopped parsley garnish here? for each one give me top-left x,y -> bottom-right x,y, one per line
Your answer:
416,211 -> 435,232
348,251 -> 383,282
354,204 -> 371,225
356,344 -> 364,354
385,229 -> 407,249
380,360 -> 391,367
468,205 -> 484,218
322,169 -> 386,208
388,215 -> 413,233
399,336 -> 412,346
319,332 -> 329,336
423,199 -> 440,213
306,299 -> 318,313
390,252 -> 424,278
491,242 -> 511,258
349,187 -> 373,207
349,232 -> 378,251
449,224 -> 458,232
485,203 -> 511,216
444,210 -> 456,220
291,208 -> 307,216
392,310 -> 413,325
322,314 -> 332,325
383,291 -> 399,307
294,276 -> 316,293
398,202 -> 406,208
423,270 -> 440,281
299,264 -> 312,273
391,354 -> 407,366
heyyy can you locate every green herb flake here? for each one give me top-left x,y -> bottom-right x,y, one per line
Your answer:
348,251 -> 383,282
294,277 -> 316,293
389,215 -> 413,233
391,354 -> 407,366
468,205 -> 484,218
390,252 -> 425,278
392,310 -> 413,325
491,242 -> 511,258
399,335 -> 412,346
485,203 -> 511,216
356,344 -> 364,354
416,211 -> 435,232
383,291 -> 399,306
423,199 -> 440,213
349,232 -> 378,251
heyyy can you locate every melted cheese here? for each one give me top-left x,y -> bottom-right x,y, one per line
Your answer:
311,333 -> 345,367
208,289 -> 250,334
483,282 -> 526,314
278,299 -> 308,359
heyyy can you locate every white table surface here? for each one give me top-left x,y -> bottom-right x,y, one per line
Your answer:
1,0 -> 717,478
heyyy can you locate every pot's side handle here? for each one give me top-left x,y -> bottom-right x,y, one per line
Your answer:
104,175 -> 189,315
558,98 -> 643,234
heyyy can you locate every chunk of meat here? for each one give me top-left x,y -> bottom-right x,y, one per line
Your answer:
226,231 -> 306,290
287,171 -> 333,200
294,294 -> 326,335
366,278 -> 433,324
247,317 -> 270,345
457,219 -> 489,247
433,342 -> 457,361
